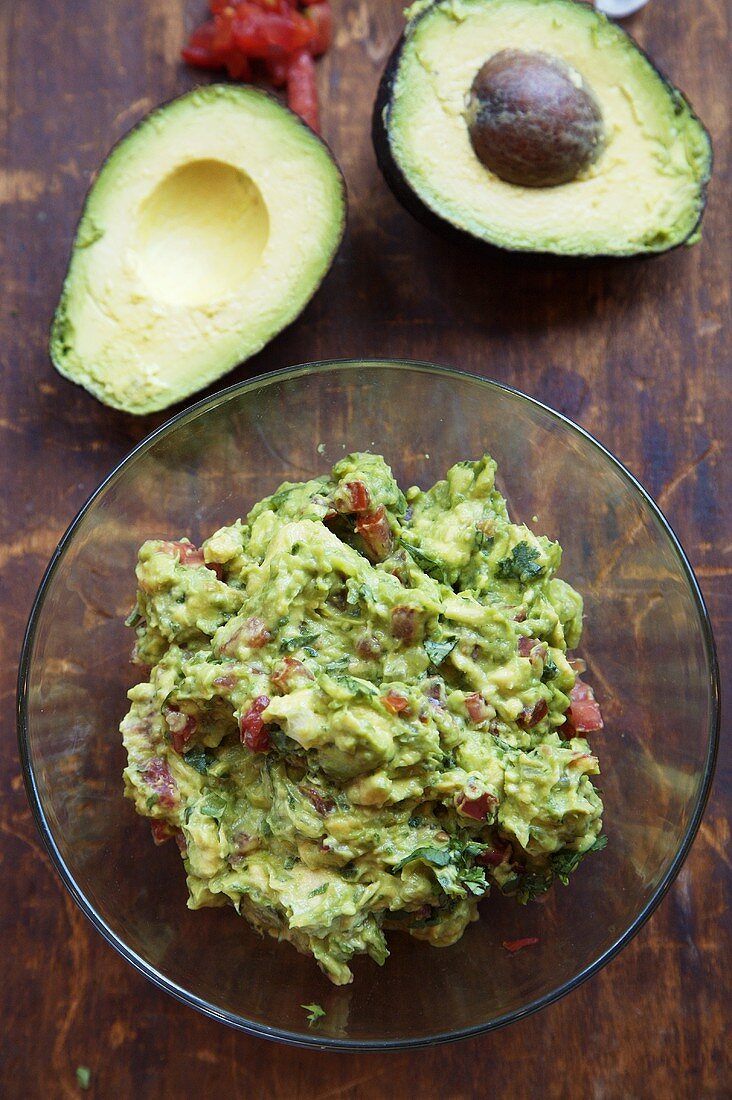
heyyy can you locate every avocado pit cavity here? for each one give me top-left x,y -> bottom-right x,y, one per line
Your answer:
466,50 -> 604,188
135,159 -> 270,306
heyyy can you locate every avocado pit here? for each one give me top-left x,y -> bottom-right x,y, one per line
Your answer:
466,49 -> 604,188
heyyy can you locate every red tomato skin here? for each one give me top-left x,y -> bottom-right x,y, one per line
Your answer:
239,696 -> 272,752
287,50 -> 319,131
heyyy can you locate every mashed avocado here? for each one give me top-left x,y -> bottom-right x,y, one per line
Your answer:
121,453 -> 605,985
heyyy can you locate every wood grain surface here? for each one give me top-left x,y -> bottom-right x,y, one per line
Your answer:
1,1 -> 729,1097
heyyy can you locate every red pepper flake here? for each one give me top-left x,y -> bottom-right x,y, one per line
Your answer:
181,0 -> 334,132
502,936 -> 539,955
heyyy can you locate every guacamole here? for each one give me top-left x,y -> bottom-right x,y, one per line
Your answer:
121,453 -> 605,985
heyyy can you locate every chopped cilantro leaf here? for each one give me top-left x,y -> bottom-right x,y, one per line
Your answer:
324,657 -> 350,672
199,792 -> 227,820
302,1003 -> 326,1026
308,883 -> 328,897
461,865 -> 489,896
399,540 -> 448,583
541,656 -> 559,682
496,541 -> 544,584
590,834 -> 608,852
280,633 -> 319,653
392,845 -> 451,873
334,674 -> 377,697
183,745 -> 213,774
424,637 -> 457,667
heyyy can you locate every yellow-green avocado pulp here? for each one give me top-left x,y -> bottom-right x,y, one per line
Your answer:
122,453 -> 605,985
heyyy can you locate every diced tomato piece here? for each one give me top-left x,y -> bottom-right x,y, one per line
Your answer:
465,692 -> 490,723
565,678 -> 604,733
150,820 -> 179,845
455,789 -> 497,821
355,505 -> 393,561
239,695 -> 272,752
518,698 -> 548,729
502,936 -> 539,954
476,838 -> 511,867
517,636 -> 534,657
221,617 -> 270,655
181,20 -> 225,68
263,55 -> 290,86
163,706 -> 198,754
212,673 -> 236,690
391,606 -> 421,643
381,690 -> 410,715
140,757 -> 178,809
159,540 -> 204,566
212,7 -> 237,53
287,49 -> 319,131
302,786 -> 335,814
345,480 -> 371,513
356,634 -> 381,659
232,4 -> 312,58
271,655 -> 314,690
304,3 -> 332,56
243,616 -> 272,649
231,830 -> 260,856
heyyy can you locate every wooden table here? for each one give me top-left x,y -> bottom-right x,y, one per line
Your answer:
2,2 -> 728,1096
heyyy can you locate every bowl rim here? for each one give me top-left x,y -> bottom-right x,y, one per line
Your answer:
16,358 -> 720,1051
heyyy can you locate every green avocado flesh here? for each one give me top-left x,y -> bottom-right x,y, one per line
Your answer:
381,0 -> 711,256
50,86 -> 345,415
121,453 -> 605,985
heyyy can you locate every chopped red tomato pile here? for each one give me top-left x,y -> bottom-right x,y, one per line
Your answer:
182,0 -> 333,132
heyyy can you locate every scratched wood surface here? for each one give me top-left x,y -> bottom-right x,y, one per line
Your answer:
1,1 -> 729,1096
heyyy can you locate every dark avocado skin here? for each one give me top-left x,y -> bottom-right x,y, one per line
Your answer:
371,0 -> 712,259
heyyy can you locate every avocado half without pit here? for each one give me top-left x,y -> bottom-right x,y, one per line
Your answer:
373,0 -> 712,257
51,86 -> 346,415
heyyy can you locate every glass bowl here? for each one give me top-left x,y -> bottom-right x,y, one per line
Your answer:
17,360 -> 719,1049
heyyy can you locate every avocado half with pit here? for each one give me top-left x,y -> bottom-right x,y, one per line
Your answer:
373,0 -> 712,257
51,85 -> 346,414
